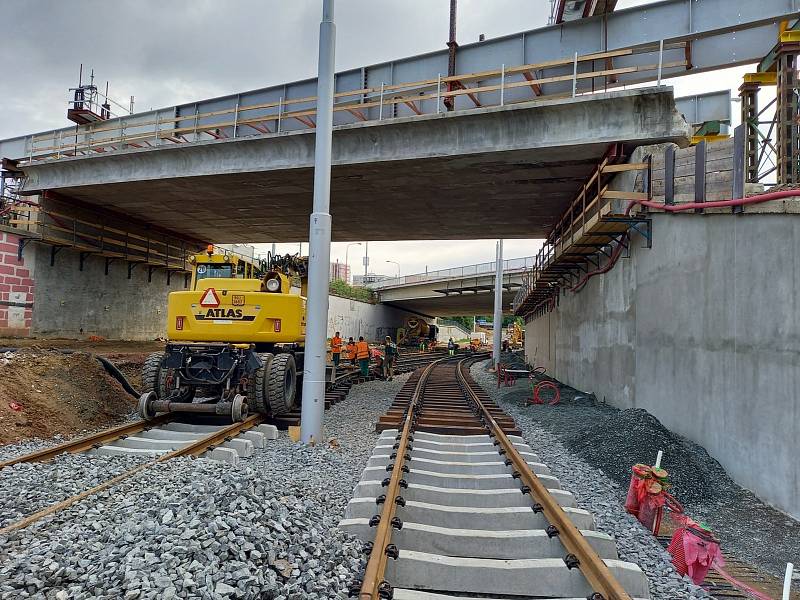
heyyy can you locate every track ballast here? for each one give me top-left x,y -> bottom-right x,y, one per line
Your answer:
343,356 -> 651,600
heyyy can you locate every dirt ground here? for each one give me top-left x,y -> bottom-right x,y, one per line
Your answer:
0,348 -> 142,445
0,337 -> 163,356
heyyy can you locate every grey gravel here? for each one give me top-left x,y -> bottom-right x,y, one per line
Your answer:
0,373 -> 408,599
491,352 -> 799,582
471,359 -> 712,600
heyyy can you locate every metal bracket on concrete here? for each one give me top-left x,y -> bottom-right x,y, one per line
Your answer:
79,251 -> 93,271
694,140 -> 707,214
732,123 -> 746,214
104,257 -> 116,275
50,245 -> 64,267
167,270 -> 173,286
16,238 -> 34,262
665,146 -> 676,205
148,265 -> 158,283
127,262 -> 139,280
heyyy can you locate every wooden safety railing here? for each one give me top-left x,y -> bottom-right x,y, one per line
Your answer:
513,154 -> 651,315
20,42 -> 688,163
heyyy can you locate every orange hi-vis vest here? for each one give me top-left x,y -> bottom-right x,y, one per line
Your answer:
346,343 -> 357,359
356,341 -> 370,360
331,336 -> 343,354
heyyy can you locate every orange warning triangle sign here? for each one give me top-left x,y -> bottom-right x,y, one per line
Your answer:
199,288 -> 220,307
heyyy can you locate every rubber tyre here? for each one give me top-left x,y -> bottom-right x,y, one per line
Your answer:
141,352 -> 168,399
267,353 -> 297,415
247,353 -> 273,415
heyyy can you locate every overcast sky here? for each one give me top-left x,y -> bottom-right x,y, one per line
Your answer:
0,0 -> 751,278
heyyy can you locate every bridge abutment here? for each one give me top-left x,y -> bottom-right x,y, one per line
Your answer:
524,211 -> 800,519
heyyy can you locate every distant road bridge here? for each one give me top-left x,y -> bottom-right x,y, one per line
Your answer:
369,257 -> 535,316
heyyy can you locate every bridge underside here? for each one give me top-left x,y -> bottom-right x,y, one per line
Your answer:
21,88 -> 690,243
383,289 -> 519,318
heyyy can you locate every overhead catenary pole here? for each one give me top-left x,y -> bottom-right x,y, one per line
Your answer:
493,239 -> 504,368
300,0 -> 336,445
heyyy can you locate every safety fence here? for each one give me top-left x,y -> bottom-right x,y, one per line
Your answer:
18,42 -> 687,164
513,148 -> 652,317
368,256 -> 536,290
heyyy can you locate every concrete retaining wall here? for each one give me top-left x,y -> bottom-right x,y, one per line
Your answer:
524,213 -> 800,519
30,244 -> 185,340
328,295 -> 415,342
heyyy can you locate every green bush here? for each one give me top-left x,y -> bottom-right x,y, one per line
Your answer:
329,279 -> 375,303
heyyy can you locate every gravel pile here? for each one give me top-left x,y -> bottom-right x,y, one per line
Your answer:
492,352 -> 799,581
562,408 -> 729,507
471,360 -> 711,600
0,373 -> 408,599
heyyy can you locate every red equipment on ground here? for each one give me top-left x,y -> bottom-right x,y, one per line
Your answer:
527,379 -> 560,406
667,517 -> 723,586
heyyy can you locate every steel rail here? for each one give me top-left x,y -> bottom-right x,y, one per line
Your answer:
455,360 -> 632,600
0,414 -> 264,535
358,358 -> 442,599
0,414 -> 175,469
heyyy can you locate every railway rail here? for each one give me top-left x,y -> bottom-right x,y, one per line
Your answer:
0,414 -> 266,534
342,356 -> 650,599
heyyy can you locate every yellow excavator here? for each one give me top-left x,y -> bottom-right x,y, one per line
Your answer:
138,247 -> 308,422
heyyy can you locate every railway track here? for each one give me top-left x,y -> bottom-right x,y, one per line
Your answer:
342,357 -> 650,599
0,415 -> 267,534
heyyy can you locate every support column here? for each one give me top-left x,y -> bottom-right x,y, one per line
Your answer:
300,0 -> 336,444
777,45 -> 800,185
739,81 -> 760,183
492,240 -> 503,369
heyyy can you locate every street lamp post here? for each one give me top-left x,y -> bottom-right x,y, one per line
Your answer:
300,0 -> 336,445
386,260 -> 400,278
345,242 -> 362,283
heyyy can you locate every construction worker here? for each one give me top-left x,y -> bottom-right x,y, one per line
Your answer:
346,337 -> 357,366
330,331 -> 343,371
383,335 -> 398,381
448,337 -> 456,357
356,336 -> 371,377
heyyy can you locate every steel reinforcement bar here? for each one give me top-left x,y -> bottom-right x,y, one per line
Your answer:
454,359 -> 632,600
0,414 -> 264,535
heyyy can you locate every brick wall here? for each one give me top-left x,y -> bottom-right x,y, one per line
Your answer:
0,231 -> 34,337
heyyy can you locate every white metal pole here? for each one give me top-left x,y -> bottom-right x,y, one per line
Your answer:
657,39 -> 664,86
500,64 -> 505,106
277,97 -> 283,133
783,563 -> 794,600
493,239 -> 504,368
379,83 -> 385,121
572,52 -> 578,97
300,0 -> 336,445
436,74 -> 442,113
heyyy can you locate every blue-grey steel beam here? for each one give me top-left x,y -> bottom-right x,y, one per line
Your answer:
675,90 -> 732,128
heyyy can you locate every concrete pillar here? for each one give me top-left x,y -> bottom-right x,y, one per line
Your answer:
493,239 -> 503,368
300,0 -> 336,444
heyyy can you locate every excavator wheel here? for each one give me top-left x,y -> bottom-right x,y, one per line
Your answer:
266,353 -> 297,415
247,353 -> 274,415
141,352 -> 168,399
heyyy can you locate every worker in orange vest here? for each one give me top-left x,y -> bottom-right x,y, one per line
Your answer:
330,331 -> 343,371
346,338 -> 357,366
356,336 -> 371,377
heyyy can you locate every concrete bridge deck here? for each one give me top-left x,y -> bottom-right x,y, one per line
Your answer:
18,88 -> 688,243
